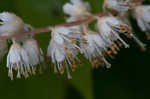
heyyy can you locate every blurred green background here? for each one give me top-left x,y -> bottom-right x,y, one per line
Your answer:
0,0 -> 150,99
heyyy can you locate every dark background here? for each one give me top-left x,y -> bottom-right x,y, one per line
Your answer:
0,0 -> 150,99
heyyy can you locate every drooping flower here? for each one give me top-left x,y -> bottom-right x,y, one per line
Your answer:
80,30 -> 111,68
0,40 -> 8,59
103,0 -> 131,12
0,12 -> 34,41
133,5 -> 150,39
96,16 -> 130,48
23,38 -> 44,74
66,16 -> 113,68
63,0 -> 91,17
7,40 -> 31,80
96,16 -> 146,51
0,12 -> 24,36
47,26 -> 81,79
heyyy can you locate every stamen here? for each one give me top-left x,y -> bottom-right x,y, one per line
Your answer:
146,32 -> 150,40
27,66 -> 32,75
8,66 -> 14,80
91,56 -> 101,68
32,67 -> 36,75
112,30 -> 130,48
81,32 -> 86,36
130,34 -> 146,51
71,64 -> 76,72
116,41 -> 123,47
82,38 -> 88,45
8,71 -> 14,80
65,61 -> 72,79
103,57 -> 111,68
120,25 -> 128,33
16,66 -> 21,78
59,64 -> 64,74
112,42 -> 120,51
105,49 -> 115,59
110,46 -> 118,54
21,68 -> 25,76
24,72 -> 29,79
71,39 -> 76,44
54,65 -> 58,73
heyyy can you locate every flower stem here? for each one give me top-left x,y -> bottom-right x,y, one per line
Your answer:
0,11 -> 108,40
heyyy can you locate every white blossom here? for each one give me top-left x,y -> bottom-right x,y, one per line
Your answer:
133,5 -> 150,33
0,12 -> 34,43
7,41 -> 31,80
104,0 -> 131,12
63,0 -> 90,17
80,31 -> 111,68
96,16 -> 130,48
47,26 -> 81,79
23,38 -> 44,71
96,16 -> 146,51
0,12 -> 24,36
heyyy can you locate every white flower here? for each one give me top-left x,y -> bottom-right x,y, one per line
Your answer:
96,16 -> 146,51
7,41 -> 31,80
63,0 -> 90,17
0,40 -> 8,59
0,12 -> 34,43
0,12 -> 24,36
133,5 -> 150,33
50,26 -> 81,45
80,31 -> 111,68
23,38 -> 44,74
47,26 -> 81,79
103,0 -> 131,12
96,16 -> 130,48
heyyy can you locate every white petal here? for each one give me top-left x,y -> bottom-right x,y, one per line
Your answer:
63,3 -> 75,15
54,32 -> 64,44
55,27 -> 70,35
55,48 -> 65,62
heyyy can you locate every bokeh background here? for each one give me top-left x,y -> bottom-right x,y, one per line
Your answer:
0,0 -> 150,99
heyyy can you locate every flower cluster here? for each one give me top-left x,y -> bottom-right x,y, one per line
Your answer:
0,0 -> 149,80
0,12 -> 44,80
7,38 -> 44,80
